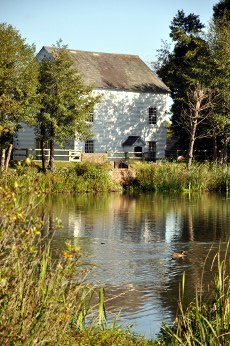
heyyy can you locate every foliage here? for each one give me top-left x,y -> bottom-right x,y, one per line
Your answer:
0,23 -> 39,170
0,23 -> 39,133
213,0 -> 230,23
130,162 -> 230,193
155,10 -> 210,149
0,161 -> 121,194
37,44 -> 101,172
155,2 -> 230,163
206,12 -> 230,163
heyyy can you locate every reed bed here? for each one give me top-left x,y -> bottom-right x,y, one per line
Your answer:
132,162 -> 230,193
1,161 -> 230,194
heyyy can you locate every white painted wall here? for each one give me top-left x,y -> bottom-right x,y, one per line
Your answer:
75,89 -> 168,160
14,89 -> 168,161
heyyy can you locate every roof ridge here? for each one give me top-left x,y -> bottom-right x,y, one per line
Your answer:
43,46 -> 140,58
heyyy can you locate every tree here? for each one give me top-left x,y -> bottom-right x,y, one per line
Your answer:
206,1 -> 230,162
0,23 -> 39,171
155,11 -> 211,151
213,0 -> 230,23
181,84 -> 213,169
38,44 -> 101,173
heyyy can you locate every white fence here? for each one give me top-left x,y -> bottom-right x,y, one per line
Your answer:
13,148 -> 81,162
13,148 -> 157,163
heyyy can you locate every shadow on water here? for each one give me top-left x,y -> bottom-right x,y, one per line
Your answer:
38,192 -> 230,339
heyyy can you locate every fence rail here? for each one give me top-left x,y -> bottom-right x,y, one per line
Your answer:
13,148 -> 81,162
13,148 -> 158,163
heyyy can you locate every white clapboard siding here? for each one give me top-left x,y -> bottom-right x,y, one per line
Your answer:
75,89 -> 167,159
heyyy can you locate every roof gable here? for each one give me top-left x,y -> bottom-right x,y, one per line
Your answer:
37,46 -> 170,93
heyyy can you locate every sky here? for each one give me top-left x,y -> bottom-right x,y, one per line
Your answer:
1,0 -> 218,64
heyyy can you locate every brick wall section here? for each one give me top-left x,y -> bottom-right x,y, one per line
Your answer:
109,168 -> 136,185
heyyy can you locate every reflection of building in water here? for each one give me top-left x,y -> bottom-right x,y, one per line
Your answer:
165,210 -> 183,243
69,212 -> 82,238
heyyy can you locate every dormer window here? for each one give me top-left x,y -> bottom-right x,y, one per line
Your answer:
148,107 -> 157,125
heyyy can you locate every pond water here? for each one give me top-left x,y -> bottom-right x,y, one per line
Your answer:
40,192 -> 230,339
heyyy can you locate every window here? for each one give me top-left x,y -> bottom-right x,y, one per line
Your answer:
147,141 -> 156,161
148,141 -> 156,153
85,140 -> 94,153
148,107 -> 157,124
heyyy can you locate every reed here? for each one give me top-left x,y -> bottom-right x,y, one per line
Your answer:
132,162 -> 230,193
156,244 -> 230,345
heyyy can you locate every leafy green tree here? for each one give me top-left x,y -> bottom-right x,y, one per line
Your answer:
0,23 -> 39,171
38,44 -> 101,172
213,0 -> 230,23
155,11 -> 211,153
207,4 -> 230,162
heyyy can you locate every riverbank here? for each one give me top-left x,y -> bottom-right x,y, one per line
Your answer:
2,161 -> 230,194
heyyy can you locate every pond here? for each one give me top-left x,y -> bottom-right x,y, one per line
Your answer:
40,192 -> 230,339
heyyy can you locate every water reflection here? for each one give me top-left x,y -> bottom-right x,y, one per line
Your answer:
40,193 -> 230,338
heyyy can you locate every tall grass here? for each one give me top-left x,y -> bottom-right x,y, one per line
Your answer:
157,244 -> 230,345
2,161 -> 230,194
132,162 -> 230,193
1,161 -> 121,194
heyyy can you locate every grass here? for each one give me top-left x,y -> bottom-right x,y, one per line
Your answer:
130,161 -> 230,193
1,161 -> 121,194
1,160 -> 230,194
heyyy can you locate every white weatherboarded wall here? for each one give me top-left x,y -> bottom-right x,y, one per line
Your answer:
75,89 -> 168,160
13,90 -> 168,161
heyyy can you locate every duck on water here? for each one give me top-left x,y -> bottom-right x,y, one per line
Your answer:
172,250 -> 187,259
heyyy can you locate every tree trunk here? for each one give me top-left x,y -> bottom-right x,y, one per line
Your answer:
186,118 -> 198,170
40,123 -> 47,173
5,144 -> 13,171
222,136 -> 228,164
212,135 -> 218,163
0,148 -> 6,172
49,123 -> 55,173
41,139 -> 47,173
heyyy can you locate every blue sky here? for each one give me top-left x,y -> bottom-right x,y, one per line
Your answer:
1,0 -> 218,63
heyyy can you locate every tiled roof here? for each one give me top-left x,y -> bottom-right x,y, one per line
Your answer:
41,47 -> 170,93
